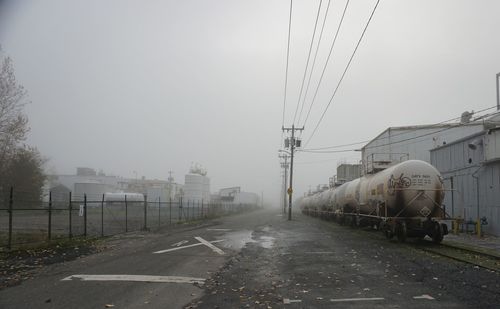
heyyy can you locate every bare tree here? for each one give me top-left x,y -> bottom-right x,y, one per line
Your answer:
0,48 -> 29,146
0,47 -> 31,196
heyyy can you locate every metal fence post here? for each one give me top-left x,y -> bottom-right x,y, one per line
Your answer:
69,191 -> 72,239
48,191 -> 52,241
101,193 -> 105,237
125,194 -> 128,233
187,200 -> 190,221
84,194 -> 87,237
169,197 -> 172,225
7,187 -> 13,250
158,197 -> 161,228
201,199 -> 204,219
143,195 -> 147,230
179,197 -> 182,222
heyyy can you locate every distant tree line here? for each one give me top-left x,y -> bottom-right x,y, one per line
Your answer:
0,47 -> 46,205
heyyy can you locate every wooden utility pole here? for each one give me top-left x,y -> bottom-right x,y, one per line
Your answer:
279,153 -> 289,215
282,124 -> 304,220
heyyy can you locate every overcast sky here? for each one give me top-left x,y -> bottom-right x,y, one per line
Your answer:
1,0 -> 500,206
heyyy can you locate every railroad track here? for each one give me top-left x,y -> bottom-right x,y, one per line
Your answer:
317,218 -> 500,272
415,241 -> 500,272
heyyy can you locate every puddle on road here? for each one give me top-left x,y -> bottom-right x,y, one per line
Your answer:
219,230 -> 255,249
218,230 -> 276,250
259,236 -> 275,249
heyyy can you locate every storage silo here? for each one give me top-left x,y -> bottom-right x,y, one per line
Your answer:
183,166 -> 210,204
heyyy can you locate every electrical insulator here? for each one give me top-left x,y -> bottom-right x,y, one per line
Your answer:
284,138 -> 290,148
295,139 -> 301,148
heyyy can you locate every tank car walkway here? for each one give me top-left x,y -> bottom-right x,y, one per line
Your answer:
0,208 -> 498,308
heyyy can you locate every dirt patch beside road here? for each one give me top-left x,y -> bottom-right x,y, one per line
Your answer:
0,238 -> 101,290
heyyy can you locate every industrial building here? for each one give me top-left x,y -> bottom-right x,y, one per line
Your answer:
217,187 -> 260,205
361,123 -> 484,174
360,112 -> 500,174
183,165 -> 210,204
46,167 -> 184,202
46,167 -> 128,201
431,127 -> 500,236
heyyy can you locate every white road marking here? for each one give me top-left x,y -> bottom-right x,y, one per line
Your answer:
171,240 -> 189,247
153,239 -> 225,254
206,228 -> 231,231
305,251 -> 334,254
329,297 -> 385,302
61,274 -> 205,285
413,294 -> 435,300
195,236 -> 225,255
283,298 -> 302,304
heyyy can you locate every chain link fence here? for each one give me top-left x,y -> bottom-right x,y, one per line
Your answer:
0,188 -> 257,250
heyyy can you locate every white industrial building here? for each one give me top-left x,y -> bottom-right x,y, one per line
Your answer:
218,187 -> 259,205
46,167 -> 128,201
361,113 -> 500,174
431,127 -> 500,236
183,165 -> 210,204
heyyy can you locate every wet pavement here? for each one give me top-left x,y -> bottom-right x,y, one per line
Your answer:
188,210 -> 499,309
0,208 -> 498,308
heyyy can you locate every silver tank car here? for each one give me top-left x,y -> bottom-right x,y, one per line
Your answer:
300,160 -> 448,243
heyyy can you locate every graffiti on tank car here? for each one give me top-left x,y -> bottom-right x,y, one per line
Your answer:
388,173 -> 411,190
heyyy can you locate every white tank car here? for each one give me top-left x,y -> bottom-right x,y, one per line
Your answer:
300,160 -> 448,243
336,160 -> 444,218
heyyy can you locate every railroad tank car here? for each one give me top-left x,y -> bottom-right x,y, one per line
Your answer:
299,160 -> 448,243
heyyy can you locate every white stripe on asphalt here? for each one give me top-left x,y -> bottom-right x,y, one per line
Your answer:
206,228 -> 231,231
305,252 -> 334,254
329,297 -> 385,302
153,239 -> 225,254
283,298 -> 302,304
195,236 -> 225,255
61,274 -> 205,285
413,294 -> 435,300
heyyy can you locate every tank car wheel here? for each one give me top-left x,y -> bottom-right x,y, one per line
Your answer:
431,222 -> 444,244
396,221 -> 407,243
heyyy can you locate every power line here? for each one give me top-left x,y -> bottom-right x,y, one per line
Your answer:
305,0 -> 381,147
299,113 -> 500,154
282,0 -> 293,129
303,105 -> 498,151
302,0 -> 351,129
299,148 -> 357,154
292,0 -> 323,126
297,0 -> 332,126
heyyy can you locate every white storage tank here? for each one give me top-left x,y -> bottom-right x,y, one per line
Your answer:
184,173 -> 210,204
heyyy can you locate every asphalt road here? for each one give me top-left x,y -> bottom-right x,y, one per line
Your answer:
0,208 -> 498,309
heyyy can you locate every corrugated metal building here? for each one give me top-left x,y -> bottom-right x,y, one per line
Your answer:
361,123 -> 484,174
336,164 -> 361,183
430,127 -> 500,236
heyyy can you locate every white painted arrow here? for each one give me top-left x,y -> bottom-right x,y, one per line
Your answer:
171,240 -> 189,247
153,239 -> 225,254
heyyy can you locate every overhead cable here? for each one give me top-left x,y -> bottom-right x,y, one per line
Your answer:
292,0 -> 323,125
302,0 -> 351,129
296,0 -> 332,126
282,0 -> 293,129
304,105 -> 497,151
305,0 -> 381,147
